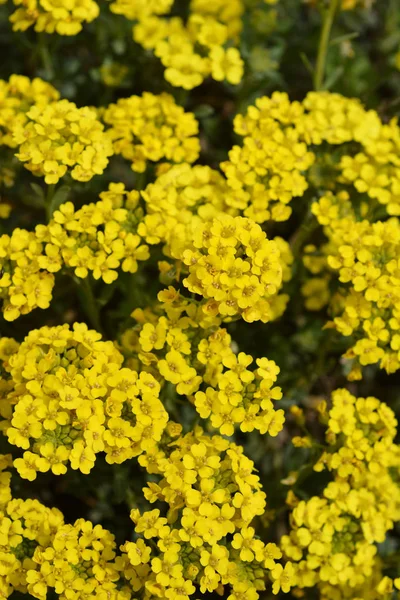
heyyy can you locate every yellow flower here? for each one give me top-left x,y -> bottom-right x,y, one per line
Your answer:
210,47 -> 244,84
271,562 -> 294,594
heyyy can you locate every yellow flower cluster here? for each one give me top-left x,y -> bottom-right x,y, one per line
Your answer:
124,289 -> 285,436
115,0 -> 244,89
0,423 -> 294,600
0,465 -> 128,600
0,75 -> 59,148
138,163 -> 294,285
9,0 -> 99,34
0,323 -> 168,480
340,114 -> 400,216
306,191 -> 400,377
138,163 -> 233,257
0,227 -> 55,322
0,183 -> 149,320
124,287 -> 235,381
44,184 -> 149,283
194,355 -> 284,436
181,214 -> 288,323
222,90 -> 400,223
129,425 -> 293,598
282,389 -> 400,599
221,92 -> 315,223
290,91 -> 400,216
103,93 -> 200,172
99,62 -> 128,88
0,173 -> 293,324
13,99 -> 113,184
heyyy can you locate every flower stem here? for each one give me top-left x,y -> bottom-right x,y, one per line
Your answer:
290,213 -> 319,258
79,277 -> 104,335
38,33 -> 54,81
45,184 -> 56,222
314,0 -> 341,90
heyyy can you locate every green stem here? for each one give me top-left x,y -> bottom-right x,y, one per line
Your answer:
79,278 -> 104,335
290,214 -> 319,257
314,0 -> 341,90
45,184 -> 56,222
135,170 -> 147,191
38,33 -> 54,81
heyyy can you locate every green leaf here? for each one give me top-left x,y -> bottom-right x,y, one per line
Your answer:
30,182 -> 45,200
97,279 -> 119,307
330,31 -> 360,46
323,65 -> 344,90
48,185 -> 71,217
193,104 -> 215,119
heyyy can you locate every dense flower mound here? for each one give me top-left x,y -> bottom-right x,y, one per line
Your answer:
113,0 -> 244,89
45,184 -> 149,282
0,462 -> 125,600
13,99 -> 113,183
228,91 -> 400,375
9,0 -> 99,34
1,3 -> 400,600
283,388 -> 400,599
102,93 -> 200,172
138,163 -> 233,257
222,90 -> 400,223
0,323 -> 168,480
131,425 -> 292,598
0,176 -> 293,324
304,191 -> 400,377
0,75 -> 59,148
221,93 -> 315,223
122,290 -> 285,436
180,214 -> 287,323
0,426 -> 294,600
0,184 -> 149,321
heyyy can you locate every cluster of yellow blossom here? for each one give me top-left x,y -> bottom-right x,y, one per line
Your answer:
0,423 -> 294,600
103,93 -> 200,173
290,91 -> 400,216
180,214 -> 288,323
222,90 -> 400,223
128,424 -> 293,598
305,191 -> 400,377
194,355 -> 284,436
123,287 -> 230,385
340,114 -> 400,216
0,323 -> 168,480
9,0 -> 99,34
0,462 -> 130,600
282,388 -> 400,599
138,163 -> 233,257
0,176 -> 293,324
221,92 -> 314,223
123,289 -> 285,436
0,227 -> 55,322
0,183 -> 149,321
44,184 -> 149,283
138,164 -> 294,285
99,62 -> 128,88
113,0 -> 244,89
0,75 -> 59,148
13,99 -> 113,184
